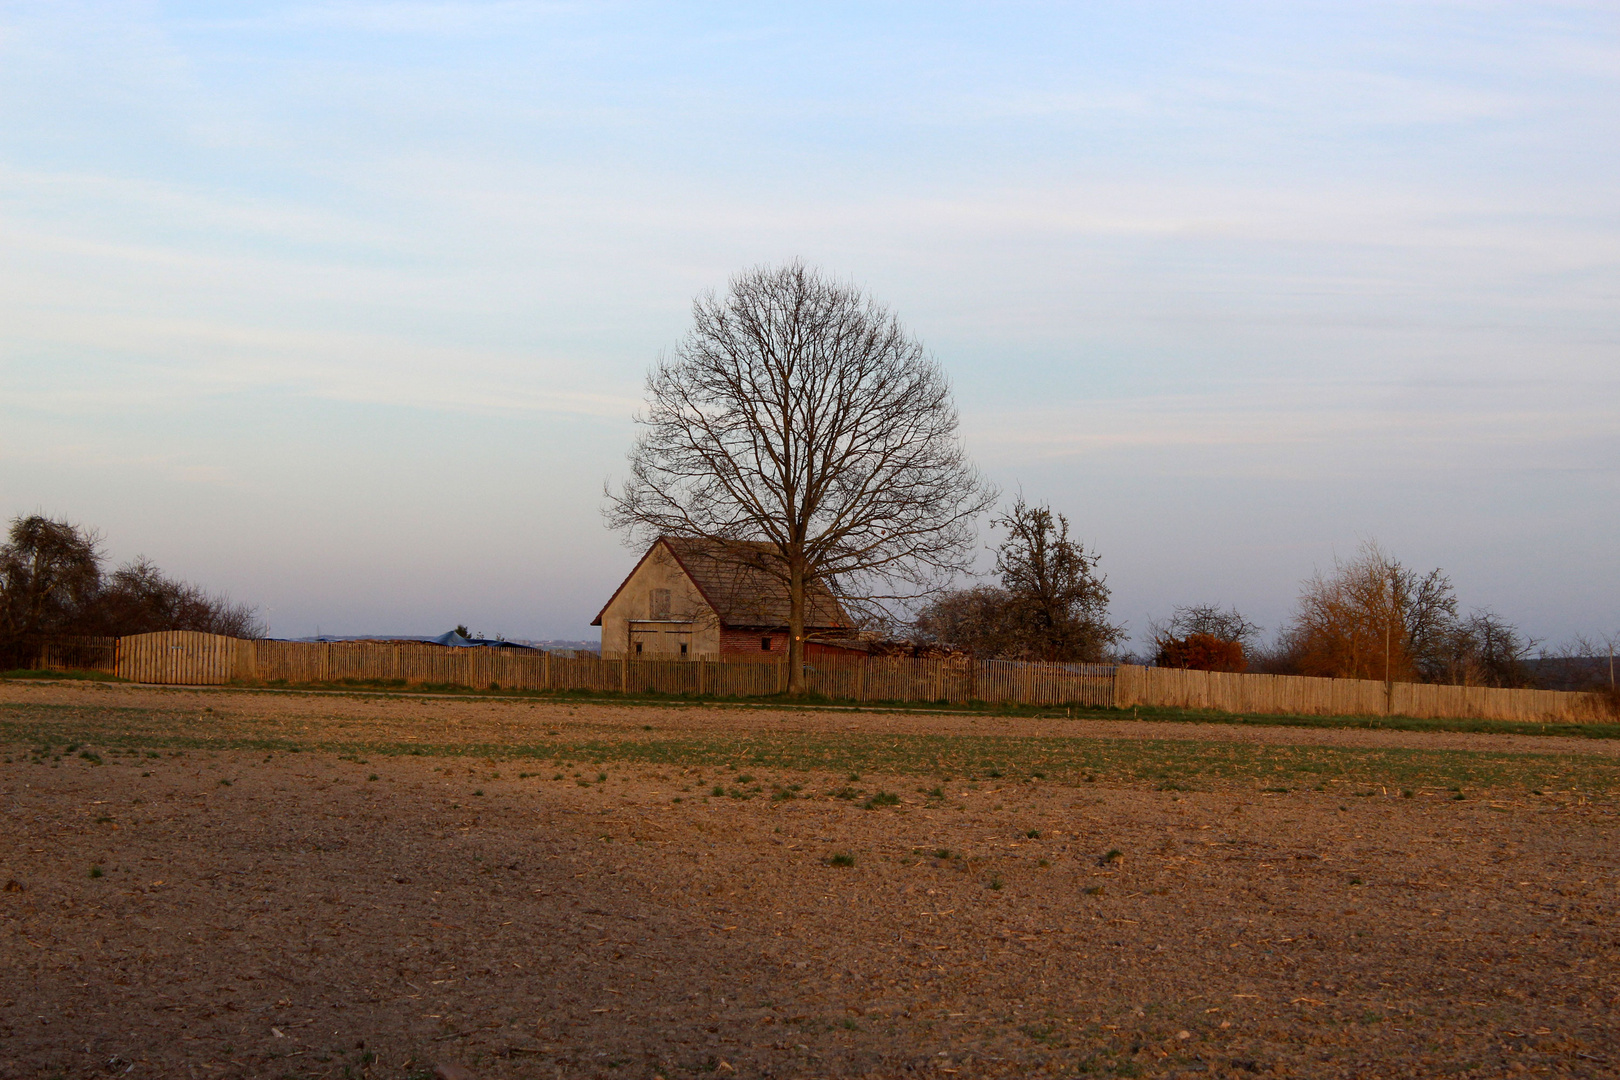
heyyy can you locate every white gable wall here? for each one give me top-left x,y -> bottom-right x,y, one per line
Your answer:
597,542 -> 721,659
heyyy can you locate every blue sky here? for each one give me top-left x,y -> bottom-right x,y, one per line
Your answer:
2,2 -> 1616,647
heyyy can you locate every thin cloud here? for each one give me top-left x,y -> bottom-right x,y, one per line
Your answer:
971,384 -> 1620,465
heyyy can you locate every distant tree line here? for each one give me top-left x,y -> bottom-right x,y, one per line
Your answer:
1258,541 -> 1536,687
0,515 -> 261,643
907,516 -> 1609,694
1136,543 -> 1553,689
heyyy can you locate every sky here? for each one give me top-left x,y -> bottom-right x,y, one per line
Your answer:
2,2 -> 1617,649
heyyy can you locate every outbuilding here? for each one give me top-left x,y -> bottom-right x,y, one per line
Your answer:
591,537 -> 860,660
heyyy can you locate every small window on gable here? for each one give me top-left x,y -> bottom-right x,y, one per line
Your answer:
679,643 -> 688,656
650,588 -> 671,619
635,641 -> 643,655
761,636 -> 772,651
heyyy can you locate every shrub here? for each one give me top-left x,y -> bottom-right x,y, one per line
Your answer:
1154,632 -> 1246,672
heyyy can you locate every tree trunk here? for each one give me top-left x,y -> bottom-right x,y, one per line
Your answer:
788,559 -> 806,694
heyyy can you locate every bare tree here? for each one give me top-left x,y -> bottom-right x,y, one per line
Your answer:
1285,541 -> 1456,682
914,584 -> 1022,658
1158,604 -> 1261,649
605,262 -> 997,691
991,498 -> 1121,662
913,497 -> 1122,663
89,557 -> 265,638
0,515 -> 103,637
1278,539 -> 1537,687
1438,610 -> 1534,688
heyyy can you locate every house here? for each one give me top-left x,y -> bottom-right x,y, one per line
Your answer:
591,536 -> 861,660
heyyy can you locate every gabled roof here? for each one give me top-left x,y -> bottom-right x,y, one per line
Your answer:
591,536 -> 851,630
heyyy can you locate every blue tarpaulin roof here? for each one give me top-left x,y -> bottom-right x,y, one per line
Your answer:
429,631 -> 535,649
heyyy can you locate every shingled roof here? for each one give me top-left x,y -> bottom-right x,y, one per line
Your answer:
592,536 -> 851,630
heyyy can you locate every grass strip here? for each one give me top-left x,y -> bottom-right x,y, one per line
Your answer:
10,672 -> 1614,739
5,702 -> 1617,798
1,668 -> 126,682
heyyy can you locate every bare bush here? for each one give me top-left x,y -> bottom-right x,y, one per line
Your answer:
1154,633 -> 1247,672
0,515 -> 263,642
1150,603 -> 1260,671
90,557 -> 264,638
1278,540 -> 1532,687
913,585 -> 1023,659
914,498 -> 1121,662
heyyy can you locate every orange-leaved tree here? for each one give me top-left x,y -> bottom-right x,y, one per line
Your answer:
1150,603 -> 1258,672
1283,541 -> 1454,683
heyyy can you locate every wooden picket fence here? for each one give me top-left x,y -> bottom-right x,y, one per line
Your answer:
0,635 -> 118,674
1112,665 -> 1606,723
97,632 -> 1606,722
106,633 -> 1114,705
115,631 -> 255,685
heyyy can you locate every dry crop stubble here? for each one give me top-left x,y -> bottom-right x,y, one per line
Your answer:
0,683 -> 1618,1078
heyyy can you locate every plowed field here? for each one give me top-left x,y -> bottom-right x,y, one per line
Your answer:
2,681 -> 1617,1079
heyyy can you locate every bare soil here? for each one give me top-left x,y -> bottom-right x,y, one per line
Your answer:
2,682 -> 1618,1079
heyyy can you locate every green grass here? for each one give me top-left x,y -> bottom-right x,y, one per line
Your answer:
1,668 -> 126,682
2,699 -> 1617,797
8,672 -> 1604,739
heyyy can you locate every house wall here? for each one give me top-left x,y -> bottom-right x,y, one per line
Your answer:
720,628 -> 788,658
598,543 -> 720,659
717,630 -> 865,660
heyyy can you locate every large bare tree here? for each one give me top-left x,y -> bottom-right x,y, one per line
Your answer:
605,262 -> 997,691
